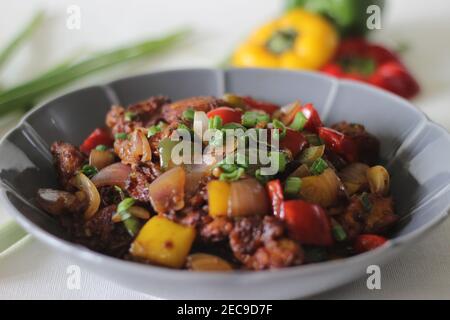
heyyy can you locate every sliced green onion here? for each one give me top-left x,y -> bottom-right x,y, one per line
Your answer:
242,111 -> 258,127
208,115 -> 222,130
0,30 -> 188,117
359,192 -> 373,212
256,113 -> 270,123
290,111 -> 307,131
284,177 -> 302,196
123,217 -> 140,237
270,151 -> 287,173
147,125 -> 161,138
331,219 -> 347,242
299,145 -> 325,165
124,111 -> 136,121
80,164 -> 98,178
310,158 -> 328,175
272,119 -> 286,138
0,11 -> 45,70
219,167 -> 244,182
182,108 -> 195,121
117,197 -> 135,213
95,144 -> 108,151
219,163 -> 238,173
255,168 -> 270,183
304,133 -> 323,146
222,122 -> 246,130
114,132 -> 128,140
114,185 -> 125,200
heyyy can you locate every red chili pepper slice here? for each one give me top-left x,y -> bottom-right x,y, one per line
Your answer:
80,128 -> 113,154
354,234 -> 388,253
318,127 -> 358,163
279,129 -> 308,157
283,200 -> 333,246
207,107 -> 243,124
242,96 -> 279,115
266,179 -> 284,218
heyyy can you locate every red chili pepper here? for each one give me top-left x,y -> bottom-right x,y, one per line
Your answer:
283,200 -> 333,246
318,127 -> 358,163
266,180 -> 284,218
242,96 -> 279,115
321,38 -> 420,99
279,128 -> 308,157
354,234 -> 388,253
207,107 -> 243,124
80,128 -> 113,154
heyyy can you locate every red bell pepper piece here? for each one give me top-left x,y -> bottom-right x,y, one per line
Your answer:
80,128 -> 113,154
279,128 -> 308,157
318,127 -> 358,163
266,179 -> 284,218
242,96 -> 279,115
321,38 -> 419,99
283,200 -> 333,246
207,107 -> 243,124
354,234 -> 388,253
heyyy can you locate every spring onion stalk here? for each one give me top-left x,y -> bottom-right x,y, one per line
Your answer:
0,220 -> 28,254
0,11 -> 45,70
0,29 -> 189,117
284,177 -> 302,195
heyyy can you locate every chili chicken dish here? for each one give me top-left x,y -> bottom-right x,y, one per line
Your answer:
37,94 -> 397,271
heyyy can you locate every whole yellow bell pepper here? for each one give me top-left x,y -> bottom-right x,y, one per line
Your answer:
232,9 -> 339,70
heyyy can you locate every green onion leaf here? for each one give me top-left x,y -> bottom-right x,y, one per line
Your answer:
147,125 -> 161,138
115,132 -> 128,140
331,219 -> 347,242
95,144 -> 108,151
359,192 -> 373,212
310,158 -> 328,175
242,111 -> 258,127
222,122 -> 245,130
304,133 -> 323,146
123,217 -> 140,237
284,177 -> 302,196
114,185 -> 125,200
290,111 -> 307,131
124,111 -> 136,121
272,119 -> 286,138
255,168 -> 271,183
219,167 -> 244,182
80,165 -> 98,178
270,151 -> 287,173
117,197 -> 135,214
182,108 -> 195,121
208,115 -> 222,130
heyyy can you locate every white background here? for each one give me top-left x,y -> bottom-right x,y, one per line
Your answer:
0,0 -> 449,299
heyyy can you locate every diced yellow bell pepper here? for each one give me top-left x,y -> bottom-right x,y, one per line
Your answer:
130,216 -> 196,268
207,180 -> 231,217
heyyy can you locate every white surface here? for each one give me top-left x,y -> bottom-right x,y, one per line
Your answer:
1,0 -> 450,299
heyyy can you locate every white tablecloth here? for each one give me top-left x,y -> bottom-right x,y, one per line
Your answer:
1,0 -> 450,299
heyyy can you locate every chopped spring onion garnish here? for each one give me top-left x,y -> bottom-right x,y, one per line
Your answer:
255,168 -> 270,183
270,151 -> 287,173
114,132 -> 128,140
147,125 -> 161,138
310,158 -> 328,175
305,133 -> 323,146
117,197 -> 140,236
359,192 -> 373,212
95,144 -> 108,151
80,165 -> 98,178
117,197 -> 135,213
242,111 -> 269,127
290,111 -> 307,131
114,185 -> 125,200
219,167 -> 244,182
284,177 -> 302,195
182,108 -> 195,121
124,111 -> 136,121
271,119 -> 287,140
222,122 -> 246,130
331,218 -> 347,241
208,115 -> 223,130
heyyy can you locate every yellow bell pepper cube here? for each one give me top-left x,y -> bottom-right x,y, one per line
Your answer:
130,216 -> 196,268
207,180 -> 231,217
232,9 -> 338,70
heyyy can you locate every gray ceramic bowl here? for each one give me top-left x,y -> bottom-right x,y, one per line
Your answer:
1,68 -> 449,299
